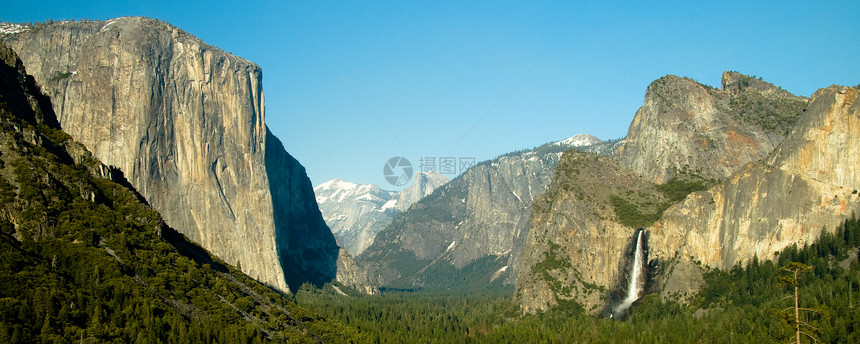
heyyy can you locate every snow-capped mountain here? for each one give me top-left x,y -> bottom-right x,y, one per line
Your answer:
554,133 -> 602,147
315,172 -> 449,256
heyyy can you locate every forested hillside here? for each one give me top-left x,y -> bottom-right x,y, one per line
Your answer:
300,216 -> 860,343
0,41 -> 358,343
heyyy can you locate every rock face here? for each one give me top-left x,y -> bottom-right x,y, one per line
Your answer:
649,85 -> 860,297
396,172 -> 450,212
335,248 -> 378,295
264,129 -> 346,290
515,73 -> 857,314
357,138 -> 603,290
0,38 -> 57,128
516,151 -> 666,313
1,18 -> 367,293
615,73 -> 806,183
0,42 -> 353,341
314,172 -> 448,257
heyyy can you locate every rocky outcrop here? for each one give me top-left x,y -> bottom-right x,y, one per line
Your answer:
515,151 -> 667,313
615,73 -> 806,184
396,172 -> 449,212
335,248 -> 378,295
1,18 -> 366,293
649,85 -> 860,298
721,71 -> 797,98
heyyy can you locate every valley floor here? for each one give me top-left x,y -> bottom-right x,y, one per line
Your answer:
298,217 -> 860,343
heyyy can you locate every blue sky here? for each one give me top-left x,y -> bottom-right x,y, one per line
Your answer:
4,1 -> 859,190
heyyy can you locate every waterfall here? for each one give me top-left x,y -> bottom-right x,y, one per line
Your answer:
613,229 -> 646,316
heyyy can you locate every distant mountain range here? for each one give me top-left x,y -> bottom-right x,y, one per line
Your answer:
355,134 -> 612,291
315,172 -> 449,256
317,135 -> 605,277
314,136 -> 605,259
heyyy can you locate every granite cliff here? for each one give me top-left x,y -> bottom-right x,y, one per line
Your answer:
616,72 -> 806,184
650,85 -> 860,300
516,72 -> 829,314
516,151 -> 669,313
1,18 -> 371,293
0,41 -> 356,341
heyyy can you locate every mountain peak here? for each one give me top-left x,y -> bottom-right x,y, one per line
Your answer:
397,172 -> 449,211
617,71 -> 806,184
314,178 -> 388,205
554,133 -> 602,147
413,171 -> 450,184
315,178 -> 353,191
721,71 -> 797,98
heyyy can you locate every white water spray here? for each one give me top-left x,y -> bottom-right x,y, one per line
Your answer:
613,229 -> 646,316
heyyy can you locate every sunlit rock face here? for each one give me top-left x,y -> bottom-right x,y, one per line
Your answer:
650,85 -> 860,297
396,172 -> 450,212
516,74 -> 855,314
615,73 -> 806,184
2,17 -> 373,294
515,150 -> 663,314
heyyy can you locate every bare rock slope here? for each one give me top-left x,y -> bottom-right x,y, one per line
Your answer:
650,85 -> 860,295
616,73 -> 806,184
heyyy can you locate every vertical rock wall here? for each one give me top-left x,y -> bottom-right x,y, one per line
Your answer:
2,17 -> 360,293
650,86 -> 860,278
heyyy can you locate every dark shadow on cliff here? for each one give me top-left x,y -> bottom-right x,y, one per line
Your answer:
0,42 -> 60,129
265,128 -> 339,291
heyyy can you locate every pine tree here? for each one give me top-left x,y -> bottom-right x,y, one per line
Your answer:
780,262 -> 820,344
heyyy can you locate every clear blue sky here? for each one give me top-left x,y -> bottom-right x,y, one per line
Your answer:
4,1 -> 859,190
